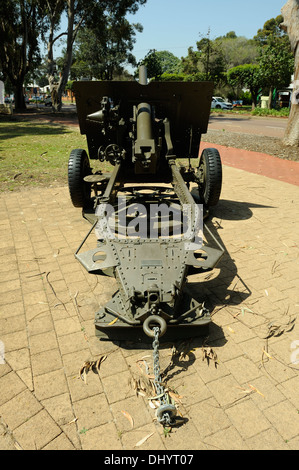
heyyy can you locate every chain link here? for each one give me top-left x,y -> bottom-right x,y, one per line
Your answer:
152,326 -> 175,427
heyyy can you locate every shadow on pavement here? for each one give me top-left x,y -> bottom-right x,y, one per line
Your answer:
212,199 -> 275,221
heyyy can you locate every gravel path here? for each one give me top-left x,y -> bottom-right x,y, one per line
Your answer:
203,129 -> 299,162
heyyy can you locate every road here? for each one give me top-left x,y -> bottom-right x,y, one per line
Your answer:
208,114 -> 288,138
27,103 -> 288,139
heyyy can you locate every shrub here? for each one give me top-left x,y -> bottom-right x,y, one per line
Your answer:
251,107 -> 290,117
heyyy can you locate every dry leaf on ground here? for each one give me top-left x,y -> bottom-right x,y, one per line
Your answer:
121,410 -> 134,428
79,355 -> 107,383
134,432 -> 154,447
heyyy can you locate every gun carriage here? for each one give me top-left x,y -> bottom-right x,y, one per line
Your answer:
68,67 -> 224,424
69,66 -> 224,344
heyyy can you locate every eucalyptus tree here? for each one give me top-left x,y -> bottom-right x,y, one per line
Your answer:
41,0 -> 147,110
0,0 -> 45,110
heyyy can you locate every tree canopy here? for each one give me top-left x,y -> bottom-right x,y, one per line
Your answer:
0,6 -> 295,115
0,0 -> 147,110
0,0 -> 44,110
43,0 -> 147,110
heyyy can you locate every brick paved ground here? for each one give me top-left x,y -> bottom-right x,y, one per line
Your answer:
0,161 -> 299,450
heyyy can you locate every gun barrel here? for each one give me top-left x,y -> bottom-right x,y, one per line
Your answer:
139,65 -> 148,85
137,66 -> 153,141
137,103 -> 153,140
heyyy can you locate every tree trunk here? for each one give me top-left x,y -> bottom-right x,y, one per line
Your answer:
283,102 -> 299,146
13,82 -> 26,111
251,89 -> 258,110
281,0 -> 299,146
268,86 -> 273,109
47,0 -> 80,112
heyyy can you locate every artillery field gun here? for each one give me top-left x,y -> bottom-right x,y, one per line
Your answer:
69,65 -> 224,342
68,66 -> 224,424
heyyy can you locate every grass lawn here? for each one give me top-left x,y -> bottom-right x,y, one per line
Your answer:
0,116 -> 91,192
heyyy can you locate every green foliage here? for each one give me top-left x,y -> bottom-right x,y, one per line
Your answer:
217,36 -> 258,69
181,30 -> 226,85
0,0 -> 44,109
227,64 -> 260,87
251,107 -> 290,117
227,64 -> 261,107
139,49 -> 163,79
154,51 -> 182,74
71,2 -> 146,80
65,80 -> 74,90
257,42 -> 294,91
239,90 -> 252,105
254,15 -> 285,46
155,72 -> 204,82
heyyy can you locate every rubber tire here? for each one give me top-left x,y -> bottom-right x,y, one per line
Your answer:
198,148 -> 222,207
68,149 -> 91,208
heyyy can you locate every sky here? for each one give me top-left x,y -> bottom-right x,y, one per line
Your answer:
126,0 -> 286,64
51,0 -> 287,71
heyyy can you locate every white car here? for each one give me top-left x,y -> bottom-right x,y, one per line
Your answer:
211,96 -> 233,110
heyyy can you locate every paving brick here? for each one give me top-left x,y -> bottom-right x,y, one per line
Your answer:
206,374 -> 244,408
195,356 -> 230,384
41,392 -> 75,426
1,330 -> 28,353
33,369 -> 68,401
0,419 -> 17,450
54,316 -> 82,337
29,330 -> 58,355
1,161 -> 299,450
189,397 -> 231,439
170,371 -> 212,406
73,394 -> 113,430
263,401 -> 299,441
5,348 -> 30,371
31,348 -> 63,376
224,356 -> 261,383
121,424 -> 166,450
246,428 -> 291,450
163,419 -> 206,450
79,421 -> 123,450
204,426 -> 248,450
67,369 -> 103,403
0,363 -> 11,378
23,289 -> 48,307
277,376 -> 299,409
56,331 -> 89,355
110,395 -> 154,432
0,389 -> 42,430
0,279 -> 20,293
26,312 -> 53,334
247,375 -> 286,411
42,432 -> 76,450
102,369 -> 135,404
97,350 -> 129,378
0,315 -> 26,335
225,399 -> 270,439
0,372 -> 27,406
62,348 -> 91,377
0,289 -> 23,306
12,410 -> 61,450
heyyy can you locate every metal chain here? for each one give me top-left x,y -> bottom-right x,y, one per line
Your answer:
152,326 -> 175,427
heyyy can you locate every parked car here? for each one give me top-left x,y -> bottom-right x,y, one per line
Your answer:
211,96 -> 233,110
44,96 -> 52,106
30,96 -> 43,103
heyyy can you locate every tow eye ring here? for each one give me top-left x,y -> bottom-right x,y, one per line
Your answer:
143,315 -> 167,338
